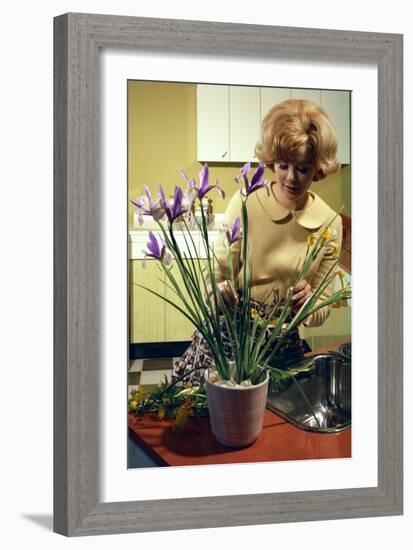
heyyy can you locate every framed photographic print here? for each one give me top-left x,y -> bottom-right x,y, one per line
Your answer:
53,13 -> 403,536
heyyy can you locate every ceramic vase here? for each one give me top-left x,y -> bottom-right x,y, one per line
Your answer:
205,369 -> 269,448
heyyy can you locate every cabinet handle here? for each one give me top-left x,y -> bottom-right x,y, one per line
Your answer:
221,150 -> 228,158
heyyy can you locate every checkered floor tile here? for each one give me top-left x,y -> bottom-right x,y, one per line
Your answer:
128,357 -> 180,397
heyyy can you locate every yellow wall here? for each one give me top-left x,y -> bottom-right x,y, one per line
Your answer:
128,80 -> 350,224
128,81 -> 197,225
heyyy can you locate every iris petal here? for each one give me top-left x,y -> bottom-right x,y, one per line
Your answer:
217,187 -> 226,199
235,163 -> 267,197
250,164 -> 265,187
199,163 -> 209,193
225,217 -> 242,245
147,231 -> 161,258
240,162 -> 251,177
144,185 -> 153,205
158,185 -> 166,202
172,186 -> 183,219
178,167 -> 190,183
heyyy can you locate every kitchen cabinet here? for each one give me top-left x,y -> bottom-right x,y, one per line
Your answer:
197,84 -> 260,162
130,260 -> 165,343
197,84 -> 261,163
291,88 -> 321,105
196,85 -> 229,161
129,229 -> 215,344
228,86 -> 261,162
164,260 -> 202,342
320,90 -> 350,165
130,258 -> 208,344
197,85 -> 350,165
260,87 -> 290,121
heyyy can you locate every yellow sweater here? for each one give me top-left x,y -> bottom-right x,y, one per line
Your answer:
210,184 -> 343,327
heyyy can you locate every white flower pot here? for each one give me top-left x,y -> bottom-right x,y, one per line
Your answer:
205,369 -> 269,448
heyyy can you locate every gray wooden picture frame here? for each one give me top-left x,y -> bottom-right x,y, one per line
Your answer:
53,13 -> 403,536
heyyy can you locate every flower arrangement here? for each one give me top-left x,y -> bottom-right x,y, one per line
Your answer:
128,380 -> 208,433
129,163 -> 351,435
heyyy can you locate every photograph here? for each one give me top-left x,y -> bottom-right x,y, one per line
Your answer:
127,81 -> 352,468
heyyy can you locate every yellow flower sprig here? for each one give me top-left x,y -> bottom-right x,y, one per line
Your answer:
172,399 -> 193,433
128,387 -> 147,411
332,270 -> 349,308
308,230 -> 339,258
329,242 -> 340,260
297,214 -> 341,290
321,228 -> 332,244
337,270 -> 346,286
306,228 -> 333,248
251,308 -> 281,330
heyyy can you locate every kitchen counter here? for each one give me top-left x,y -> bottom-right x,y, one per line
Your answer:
128,339 -> 351,467
128,214 -> 225,260
128,409 -> 351,467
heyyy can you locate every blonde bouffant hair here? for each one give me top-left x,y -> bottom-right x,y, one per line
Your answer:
254,99 -> 340,181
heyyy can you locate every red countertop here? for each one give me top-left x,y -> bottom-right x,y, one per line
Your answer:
128,338 -> 351,467
128,410 -> 351,467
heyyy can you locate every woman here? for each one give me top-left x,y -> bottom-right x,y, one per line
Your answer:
171,99 -> 343,385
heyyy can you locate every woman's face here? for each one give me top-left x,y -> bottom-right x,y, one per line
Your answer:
273,145 -> 318,205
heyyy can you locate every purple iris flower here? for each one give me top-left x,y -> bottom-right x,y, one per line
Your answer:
130,185 -> 165,225
179,163 -> 225,200
225,217 -> 242,246
235,163 -> 270,197
158,185 -> 189,224
143,231 -> 173,266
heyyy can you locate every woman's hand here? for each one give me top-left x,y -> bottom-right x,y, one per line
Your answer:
217,280 -> 239,310
291,279 -> 312,312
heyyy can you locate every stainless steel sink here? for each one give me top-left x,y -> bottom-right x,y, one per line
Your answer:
266,351 -> 351,433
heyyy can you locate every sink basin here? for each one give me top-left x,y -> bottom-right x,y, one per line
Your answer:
338,342 -> 351,359
266,352 -> 351,433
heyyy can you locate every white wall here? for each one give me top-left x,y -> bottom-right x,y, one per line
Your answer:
1,1 -> 410,548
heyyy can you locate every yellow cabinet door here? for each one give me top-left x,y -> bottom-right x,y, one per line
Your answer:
164,260 -> 207,342
130,259 -> 165,343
